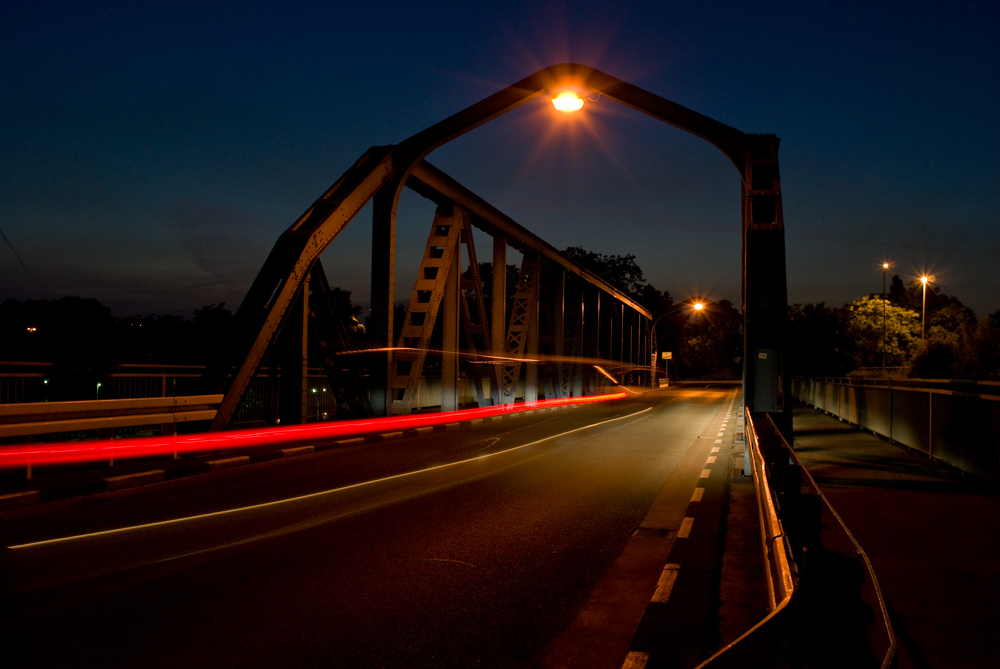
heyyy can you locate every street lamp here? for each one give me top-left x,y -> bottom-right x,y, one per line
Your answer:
649,301 -> 709,386
920,276 -> 931,340
96,382 -> 102,400
880,262 -> 891,374
551,90 -> 584,112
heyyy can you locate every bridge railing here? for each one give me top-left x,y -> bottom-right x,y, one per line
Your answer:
793,376 -> 1000,483
698,408 -> 896,667
0,395 -> 223,440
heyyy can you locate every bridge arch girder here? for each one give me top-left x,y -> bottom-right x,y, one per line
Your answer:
207,64 -> 788,432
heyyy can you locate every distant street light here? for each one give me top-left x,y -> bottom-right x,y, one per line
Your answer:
649,301 -> 714,386
920,276 -> 931,340
96,382 -> 102,400
881,262 -> 891,374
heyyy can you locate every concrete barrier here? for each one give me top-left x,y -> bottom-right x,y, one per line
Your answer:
793,378 -> 1000,483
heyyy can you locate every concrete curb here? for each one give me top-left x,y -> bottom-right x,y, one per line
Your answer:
205,456 -> 249,471
103,469 -> 166,491
280,445 -> 314,457
0,490 -> 41,511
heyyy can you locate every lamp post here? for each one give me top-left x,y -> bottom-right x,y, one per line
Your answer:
920,276 -> 930,340
881,262 -> 890,374
649,301 -> 708,386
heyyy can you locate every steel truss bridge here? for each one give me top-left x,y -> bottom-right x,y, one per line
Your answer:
201,63 -> 791,436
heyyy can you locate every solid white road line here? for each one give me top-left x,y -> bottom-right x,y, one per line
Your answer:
10,407 -> 652,550
690,487 -> 705,502
677,517 -> 695,538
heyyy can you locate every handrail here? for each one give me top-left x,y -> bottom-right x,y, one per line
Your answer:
0,395 -> 222,438
694,407 -> 797,667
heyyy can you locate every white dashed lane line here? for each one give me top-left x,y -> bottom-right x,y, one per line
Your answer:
650,563 -> 681,603
622,651 -> 649,669
677,517 -> 695,538
700,469 -> 711,479
690,487 -> 704,502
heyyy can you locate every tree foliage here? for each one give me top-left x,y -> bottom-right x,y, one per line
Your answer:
845,296 -> 919,367
562,247 -> 647,299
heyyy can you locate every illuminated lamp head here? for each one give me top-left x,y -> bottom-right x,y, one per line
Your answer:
552,91 -> 584,112
693,302 -> 705,311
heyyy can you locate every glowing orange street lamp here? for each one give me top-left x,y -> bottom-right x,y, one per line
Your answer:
551,91 -> 584,112
880,262 -> 892,374
693,302 -> 705,311
920,276 -> 931,340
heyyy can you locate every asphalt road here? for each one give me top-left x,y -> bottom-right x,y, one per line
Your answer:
1,388 -> 733,668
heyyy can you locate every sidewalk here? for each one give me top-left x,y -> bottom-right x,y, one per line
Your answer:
792,404 -> 1000,669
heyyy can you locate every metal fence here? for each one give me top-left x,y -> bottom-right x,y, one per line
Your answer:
793,377 -> 1000,484
0,363 -> 338,428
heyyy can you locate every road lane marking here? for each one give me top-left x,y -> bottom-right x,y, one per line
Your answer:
715,439 -> 722,443
700,469 -> 711,478
711,447 -> 720,453
9,407 -> 652,550
706,456 -> 717,464
690,488 -> 704,502
677,517 -> 694,538
621,651 -> 649,669
650,563 -> 681,603
716,432 -> 724,437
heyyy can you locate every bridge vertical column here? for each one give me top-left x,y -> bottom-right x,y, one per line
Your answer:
441,237 -> 460,412
278,272 -> 309,425
370,182 -> 398,416
571,281 -> 584,397
525,274 -> 539,403
584,287 -> 600,394
492,236 -> 506,400
742,134 -> 791,437
552,269 -> 565,398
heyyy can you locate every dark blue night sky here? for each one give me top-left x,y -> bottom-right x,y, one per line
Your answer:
2,1 -> 998,317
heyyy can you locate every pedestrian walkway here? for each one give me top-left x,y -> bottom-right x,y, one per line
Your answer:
792,404 -> 1000,669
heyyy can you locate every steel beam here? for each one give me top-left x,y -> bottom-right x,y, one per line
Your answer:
407,162 -> 652,319
492,236 -> 507,378
369,181 -> 398,416
743,135 -> 790,437
441,240 -> 460,412
206,64 -> 788,433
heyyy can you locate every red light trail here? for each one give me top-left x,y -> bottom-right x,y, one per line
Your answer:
0,392 -> 627,469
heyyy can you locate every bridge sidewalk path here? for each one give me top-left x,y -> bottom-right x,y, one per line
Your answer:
791,404 -> 1000,669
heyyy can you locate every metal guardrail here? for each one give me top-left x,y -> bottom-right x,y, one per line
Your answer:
698,409 -> 896,667
793,377 -> 1000,483
695,408 -> 798,668
0,395 -> 223,439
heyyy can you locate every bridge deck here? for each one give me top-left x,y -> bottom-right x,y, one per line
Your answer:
792,404 -> 1000,669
